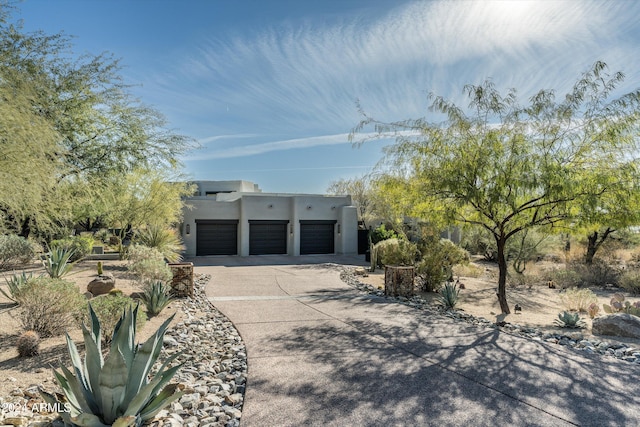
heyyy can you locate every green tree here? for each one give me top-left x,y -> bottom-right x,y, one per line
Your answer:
0,6 -> 194,238
351,62 -> 640,314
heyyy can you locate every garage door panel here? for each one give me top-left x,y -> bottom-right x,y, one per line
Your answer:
250,221 -> 288,255
300,220 -> 335,255
196,221 -> 238,256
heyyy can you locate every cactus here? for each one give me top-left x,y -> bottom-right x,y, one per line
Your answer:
554,311 -> 586,328
587,302 -> 600,319
41,304 -> 183,426
17,330 -> 40,357
603,294 -> 640,317
97,261 -> 103,276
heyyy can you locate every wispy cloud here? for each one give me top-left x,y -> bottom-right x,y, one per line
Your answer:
152,0 -> 640,141
184,133 -> 352,160
198,133 -> 259,145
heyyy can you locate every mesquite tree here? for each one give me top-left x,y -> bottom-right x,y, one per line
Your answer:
351,61 -> 640,314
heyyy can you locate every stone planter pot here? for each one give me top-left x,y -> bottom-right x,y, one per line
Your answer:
384,265 -> 415,297
168,262 -> 194,298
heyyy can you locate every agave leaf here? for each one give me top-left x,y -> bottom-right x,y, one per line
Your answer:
99,349 -> 129,424
55,365 -> 95,414
123,313 -> 176,404
112,415 -> 138,427
122,360 -> 182,418
139,383 -> 184,421
70,412 -> 111,427
81,323 -> 103,410
87,303 -> 103,347
40,390 -> 75,424
110,305 -> 138,369
148,362 -> 184,400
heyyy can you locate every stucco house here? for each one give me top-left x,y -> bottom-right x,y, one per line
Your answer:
181,180 -> 358,257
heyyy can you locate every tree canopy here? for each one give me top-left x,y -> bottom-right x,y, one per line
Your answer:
0,5 -> 195,238
351,61 -> 640,314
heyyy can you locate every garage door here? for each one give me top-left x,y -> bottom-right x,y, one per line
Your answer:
196,220 -> 238,256
249,220 -> 288,255
300,220 -> 336,255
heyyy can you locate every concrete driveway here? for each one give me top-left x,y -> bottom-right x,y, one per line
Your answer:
192,255 -> 640,426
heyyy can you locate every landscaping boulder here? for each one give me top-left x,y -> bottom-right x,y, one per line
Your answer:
87,274 -> 116,296
592,313 -> 640,338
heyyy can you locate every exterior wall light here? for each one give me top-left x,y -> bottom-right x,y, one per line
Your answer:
307,205 -> 312,210
186,224 -> 190,235
268,204 -> 274,209
290,224 -> 294,235
337,224 -> 341,235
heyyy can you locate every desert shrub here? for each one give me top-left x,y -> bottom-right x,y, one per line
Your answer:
88,295 -> 146,343
0,234 -> 36,270
544,268 -> 582,289
569,259 -> 621,287
15,277 -> 86,337
619,269 -> 640,295
416,239 -> 469,292
461,226 -> 497,261
378,238 -> 419,266
127,244 -> 172,284
560,287 -> 598,313
452,263 -> 484,278
93,228 -> 112,244
133,224 -> 184,263
50,234 -> 94,262
370,224 -> 400,245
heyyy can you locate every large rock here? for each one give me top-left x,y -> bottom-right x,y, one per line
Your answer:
87,274 -> 116,296
592,313 -> 640,338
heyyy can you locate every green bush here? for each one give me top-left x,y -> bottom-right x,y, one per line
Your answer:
15,277 -> 86,337
0,234 -> 36,270
370,224 -> 400,245
88,295 -> 146,343
127,244 -> 173,284
378,238 -> 419,266
544,268 -> 582,289
134,225 -> 184,263
416,239 -> 469,292
560,287 -> 598,313
619,269 -> 640,295
50,234 -> 94,262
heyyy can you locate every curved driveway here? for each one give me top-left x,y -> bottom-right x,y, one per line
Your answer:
193,255 -> 640,426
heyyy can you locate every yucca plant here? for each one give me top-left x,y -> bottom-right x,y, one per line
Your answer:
439,282 -> 460,310
141,281 -> 173,317
554,311 -> 586,329
134,225 -> 184,263
41,304 -> 183,426
43,247 -> 75,278
0,271 -> 33,303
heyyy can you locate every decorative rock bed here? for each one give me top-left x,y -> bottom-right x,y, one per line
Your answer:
0,274 -> 247,427
340,268 -> 640,365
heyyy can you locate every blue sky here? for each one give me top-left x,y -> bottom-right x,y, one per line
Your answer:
14,0 -> 640,194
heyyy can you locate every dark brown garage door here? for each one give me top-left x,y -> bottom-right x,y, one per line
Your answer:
300,220 -> 336,254
196,220 -> 238,256
249,220 -> 288,255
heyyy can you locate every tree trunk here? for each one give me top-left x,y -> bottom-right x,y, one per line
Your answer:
496,236 -> 511,314
18,216 -> 31,239
585,228 -> 614,265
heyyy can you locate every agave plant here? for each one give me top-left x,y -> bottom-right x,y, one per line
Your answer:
42,247 -> 75,278
41,304 -> 183,426
554,311 -> 586,329
141,281 -> 174,317
0,272 -> 33,303
438,282 -> 460,310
